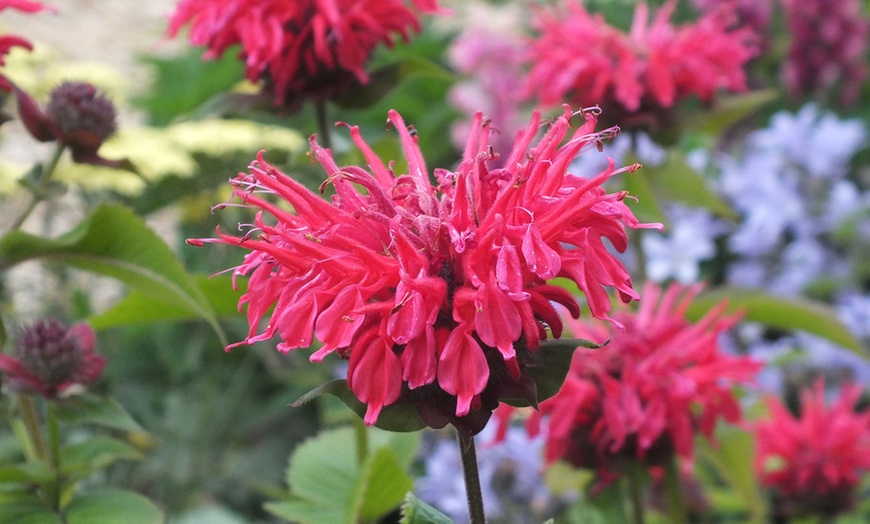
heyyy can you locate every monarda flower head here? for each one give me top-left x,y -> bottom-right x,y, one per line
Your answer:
191,106 -> 657,433
0,319 -> 104,399
781,0 -> 869,106
755,380 -> 870,518
533,283 -> 760,475
167,0 -> 440,107
525,0 -> 757,130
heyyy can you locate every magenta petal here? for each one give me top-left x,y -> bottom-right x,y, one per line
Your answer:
438,325 -> 489,417
348,334 -> 403,425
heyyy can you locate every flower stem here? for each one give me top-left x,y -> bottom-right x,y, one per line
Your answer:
314,99 -> 332,150
17,395 -> 47,461
46,403 -> 62,511
663,458 -> 687,524
625,461 -> 647,524
354,417 -> 368,465
7,142 -> 66,233
456,429 -> 486,524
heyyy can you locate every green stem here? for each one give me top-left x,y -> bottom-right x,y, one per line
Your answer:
456,429 -> 486,524
625,462 -> 647,524
7,142 -> 66,233
314,99 -> 332,150
46,403 -> 62,511
17,395 -> 47,461
663,458 -> 687,524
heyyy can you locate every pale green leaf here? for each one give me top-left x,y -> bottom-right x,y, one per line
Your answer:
697,426 -> 766,524
0,203 -> 225,345
53,394 -> 143,433
399,493 -> 454,524
63,489 -> 163,524
357,449 -> 414,521
686,287 -> 865,355
61,436 -> 142,475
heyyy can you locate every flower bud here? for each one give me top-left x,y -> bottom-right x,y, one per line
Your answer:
46,81 -> 117,151
17,319 -> 84,389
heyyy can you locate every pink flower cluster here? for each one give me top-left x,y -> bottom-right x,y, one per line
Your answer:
192,107 -> 656,427
525,0 -> 756,125
535,283 -> 760,473
168,0 -> 440,106
755,381 -> 870,517
781,0 -> 869,106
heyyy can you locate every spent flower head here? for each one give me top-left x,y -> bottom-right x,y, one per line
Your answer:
0,319 -> 104,399
14,80 -> 120,166
755,380 -> 870,517
168,0 -> 441,108
535,282 -> 760,476
190,106 -> 658,433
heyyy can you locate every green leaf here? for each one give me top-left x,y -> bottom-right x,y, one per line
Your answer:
333,56 -> 453,110
697,426 -> 766,524
61,436 -> 143,476
266,427 -> 416,524
0,462 -> 53,484
293,380 -> 427,433
358,449 -> 414,521
686,287 -> 865,355
399,493 -> 453,524
53,394 -> 143,433
88,274 -> 241,330
633,150 -> 736,220
0,203 -> 225,345
63,489 -> 163,524
0,498 -> 61,524
134,48 -> 245,127
683,89 -> 779,137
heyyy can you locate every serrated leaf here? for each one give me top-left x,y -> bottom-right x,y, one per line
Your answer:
358,448 -> 413,520
266,427 -> 361,523
399,493 -> 453,524
63,489 -> 163,524
0,203 -> 226,345
61,436 -> 142,476
0,499 -> 61,524
88,274 -> 240,329
267,427 -> 418,524
53,394 -> 143,433
686,287 -> 865,355
293,380 -> 426,433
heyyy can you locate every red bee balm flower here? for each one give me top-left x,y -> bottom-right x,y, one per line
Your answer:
191,107 -> 657,430
525,0 -> 756,128
537,283 -> 760,473
167,0 -> 440,106
755,380 -> 870,517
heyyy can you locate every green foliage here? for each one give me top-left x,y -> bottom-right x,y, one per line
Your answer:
53,394 -> 143,433
697,426 -> 767,524
265,427 -> 419,524
88,274 -> 241,330
0,203 -> 226,345
399,493 -> 454,524
687,287 -> 866,355
135,48 -> 246,127
63,489 -> 163,524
